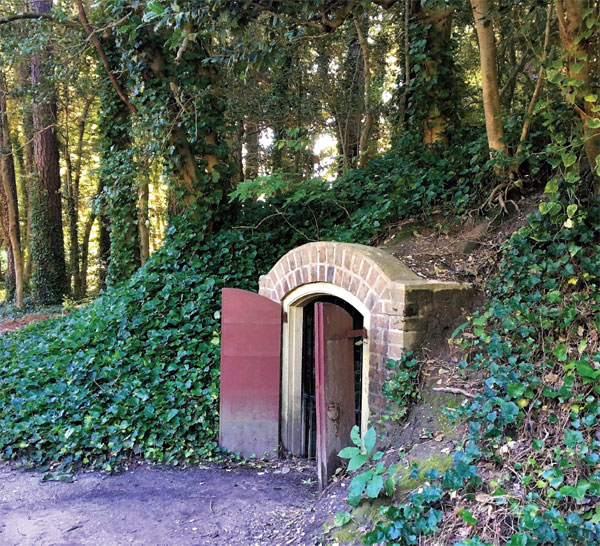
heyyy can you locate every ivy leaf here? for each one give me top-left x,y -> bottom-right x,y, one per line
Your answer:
458,508 -> 478,525
564,429 -> 583,447
333,511 -> 351,527
507,383 -> 526,398
560,481 -> 590,500
165,409 -> 179,422
561,152 -> 577,168
587,118 -> 600,129
553,343 -> 568,362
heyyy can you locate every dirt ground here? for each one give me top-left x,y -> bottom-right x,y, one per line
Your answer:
0,461 -> 324,546
0,314 -> 55,334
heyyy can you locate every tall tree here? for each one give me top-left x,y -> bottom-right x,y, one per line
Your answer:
0,70 -> 24,307
555,0 -> 600,188
30,0 -> 67,303
471,0 -> 507,157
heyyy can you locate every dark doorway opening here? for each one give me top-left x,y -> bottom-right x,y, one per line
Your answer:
300,296 -> 363,459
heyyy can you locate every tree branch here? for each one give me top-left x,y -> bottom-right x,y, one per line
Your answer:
0,12 -> 82,31
74,0 -> 138,116
499,53 -> 530,100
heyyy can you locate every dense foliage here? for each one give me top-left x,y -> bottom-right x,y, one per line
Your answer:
351,191 -> 600,544
0,0 -> 599,542
0,228 -> 273,469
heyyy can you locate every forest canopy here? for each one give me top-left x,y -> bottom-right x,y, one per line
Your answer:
0,0 -> 599,544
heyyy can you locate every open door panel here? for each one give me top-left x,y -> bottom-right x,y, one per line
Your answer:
315,302 -> 355,490
220,288 -> 282,458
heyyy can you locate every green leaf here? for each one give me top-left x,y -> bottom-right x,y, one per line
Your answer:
560,481 -> 590,500
562,152 -> 577,168
553,343 -> 568,362
363,426 -> 376,454
365,475 -> 384,498
587,118 -> 600,129
350,425 -> 361,447
348,454 -> 368,472
567,204 -> 578,218
544,178 -> 559,193
349,470 -> 372,498
458,508 -> 478,525
165,409 -> 179,422
339,446 -> 361,459
333,511 -> 351,527
564,429 -> 583,447
507,383 -> 526,398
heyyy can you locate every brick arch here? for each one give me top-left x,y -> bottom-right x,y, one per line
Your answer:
259,242 -> 475,431
258,241 -> 420,312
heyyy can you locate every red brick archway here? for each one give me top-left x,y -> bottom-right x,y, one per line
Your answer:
259,242 -> 475,430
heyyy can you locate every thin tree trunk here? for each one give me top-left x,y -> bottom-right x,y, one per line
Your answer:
138,179 -> 150,266
80,181 -> 103,297
517,4 -> 552,156
65,96 -> 92,299
97,212 -> 110,293
64,151 -> 81,298
471,0 -> 508,157
0,72 -> 24,307
244,120 -> 260,179
0,172 -> 15,298
556,0 -> 600,190
354,16 -> 373,168
18,61 -> 34,286
80,212 -> 95,297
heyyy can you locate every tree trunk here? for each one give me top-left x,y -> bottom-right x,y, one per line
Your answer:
245,120 -> 260,179
30,0 -> 68,304
81,180 -> 103,297
80,211 -> 96,297
138,179 -> 150,266
0,72 -> 24,307
517,4 -> 552,156
417,4 -> 455,144
18,61 -> 34,287
0,176 -> 15,298
97,212 -> 110,293
98,74 -> 141,285
556,0 -> 600,188
471,0 -> 508,157
354,16 -> 374,167
64,151 -> 81,298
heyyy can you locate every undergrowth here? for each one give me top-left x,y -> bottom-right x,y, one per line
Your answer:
0,229 -> 276,470
355,192 -> 600,545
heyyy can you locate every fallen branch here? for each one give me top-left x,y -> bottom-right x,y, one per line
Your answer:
433,386 -> 476,398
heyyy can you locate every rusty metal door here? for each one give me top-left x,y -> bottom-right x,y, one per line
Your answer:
220,288 -> 282,458
315,302 -> 356,490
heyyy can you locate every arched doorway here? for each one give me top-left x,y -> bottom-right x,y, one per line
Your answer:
220,242 -> 475,489
279,283 -> 371,468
